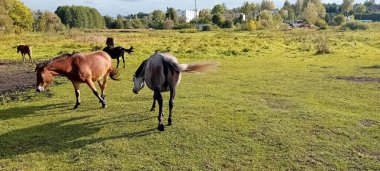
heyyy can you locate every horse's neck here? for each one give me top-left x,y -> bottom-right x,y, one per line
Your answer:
47,58 -> 72,75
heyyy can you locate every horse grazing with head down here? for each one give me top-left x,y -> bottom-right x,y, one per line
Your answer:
17,45 -> 32,62
103,46 -> 134,68
35,51 -> 119,109
133,52 -> 217,131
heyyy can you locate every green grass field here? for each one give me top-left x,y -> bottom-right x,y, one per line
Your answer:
0,27 -> 379,170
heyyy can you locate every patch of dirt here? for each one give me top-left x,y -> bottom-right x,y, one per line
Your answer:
0,60 -> 36,95
360,119 -> 379,127
335,76 -> 380,83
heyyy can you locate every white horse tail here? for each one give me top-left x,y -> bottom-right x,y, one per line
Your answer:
179,62 -> 218,73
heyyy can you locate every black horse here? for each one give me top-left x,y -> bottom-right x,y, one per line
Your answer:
106,37 -> 114,48
103,46 -> 134,68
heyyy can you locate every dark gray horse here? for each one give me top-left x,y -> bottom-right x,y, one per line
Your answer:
133,52 -> 217,131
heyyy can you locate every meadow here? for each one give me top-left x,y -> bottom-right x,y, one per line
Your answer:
0,26 -> 379,170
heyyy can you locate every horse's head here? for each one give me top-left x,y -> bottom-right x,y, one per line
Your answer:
133,60 -> 147,94
16,45 -> 20,53
35,61 -> 53,92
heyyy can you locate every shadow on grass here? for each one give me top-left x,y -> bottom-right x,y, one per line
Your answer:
0,103 -> 68,120
360,65 -> 380,69
0,113 -> 158,159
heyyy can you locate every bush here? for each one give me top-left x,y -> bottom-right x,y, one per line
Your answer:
223,19 -> 234,28
179,29 -> 197,33
333,14 -> 345,26
163,20 -> 174,30
315,35 -> 331,54
202,25 -> 213,31
341,22 -> 369,30
174,23 -> 193,30
315,19 -> 328,30
247,20 -> 256,31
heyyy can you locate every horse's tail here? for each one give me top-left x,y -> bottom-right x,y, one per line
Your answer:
122,46 -> 134,54
179,62 -> 218,73
109,68 -> 121,81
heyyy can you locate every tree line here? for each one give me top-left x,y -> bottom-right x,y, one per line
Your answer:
1,0 -> 378,33
55,6 -> 105,29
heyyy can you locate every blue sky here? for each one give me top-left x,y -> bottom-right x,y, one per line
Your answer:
20,0 -> 364,17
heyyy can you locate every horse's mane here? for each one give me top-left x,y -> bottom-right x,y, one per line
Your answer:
35,53 -> 75,71
134,60 -> 147,77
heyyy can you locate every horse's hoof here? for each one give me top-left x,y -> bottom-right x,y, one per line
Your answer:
74,103 -> 80,109
150,108 -> 155,112
168,118 -> 172,126
102,103 -> 107,108
158,124 -> 165,131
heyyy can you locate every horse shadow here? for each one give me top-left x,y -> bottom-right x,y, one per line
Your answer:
0,112 -> 158,159
0,103 -> 68,120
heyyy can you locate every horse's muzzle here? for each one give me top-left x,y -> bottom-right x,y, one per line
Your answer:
133,89 -> 139,94
36,86 -> 44,92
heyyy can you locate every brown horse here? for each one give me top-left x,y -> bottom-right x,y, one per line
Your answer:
133,52 -> 217,131
17,45 -> 32,62
35,51 -> 119,109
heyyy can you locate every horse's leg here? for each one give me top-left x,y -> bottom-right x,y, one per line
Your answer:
97,77 -> 107,100
22,53 -> 25,62
168,88 -> 176,126
86,79 -> 106,108
28,52 -> 32,63
116,57 -> 120,68
72,82 -> 81,109
121,52 -> 126,68
150,95 -> 156,111
154,90 -> 164,131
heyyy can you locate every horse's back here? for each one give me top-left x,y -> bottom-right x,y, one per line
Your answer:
145,53 -> 181,91
72,51 -> 113,81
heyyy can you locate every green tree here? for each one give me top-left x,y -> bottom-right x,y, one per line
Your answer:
295,0 -> 304,17
114,15 -> 124,29
334,14 -> 345,25
341,0 -> 354,16
55,5 -> 104,29
241,1 -> 258,15
212,4 -> 226,14
151,9 -> 164,29
261,0 -> 275,11
198,9 -> 212,24
212,13 -> 225,27
165,7 -> 178,24
123,19 -> 132,29
104,15 -> 115,29
258,10 -> 275,28
131,16 -> 143,28
303,1 -> 319,24
364,0 -> 375,9
33,10 -> 45,31
55,6 -> 72,27
355,4 -> 366,19
0,0 -> 14,32
9,0 -> 33,31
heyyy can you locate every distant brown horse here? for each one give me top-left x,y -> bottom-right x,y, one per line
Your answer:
17,45 -> 32,62
133,52 -> 217,131
35,51 -> 120,109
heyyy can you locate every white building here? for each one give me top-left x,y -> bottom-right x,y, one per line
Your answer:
177,10 -> 198,22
